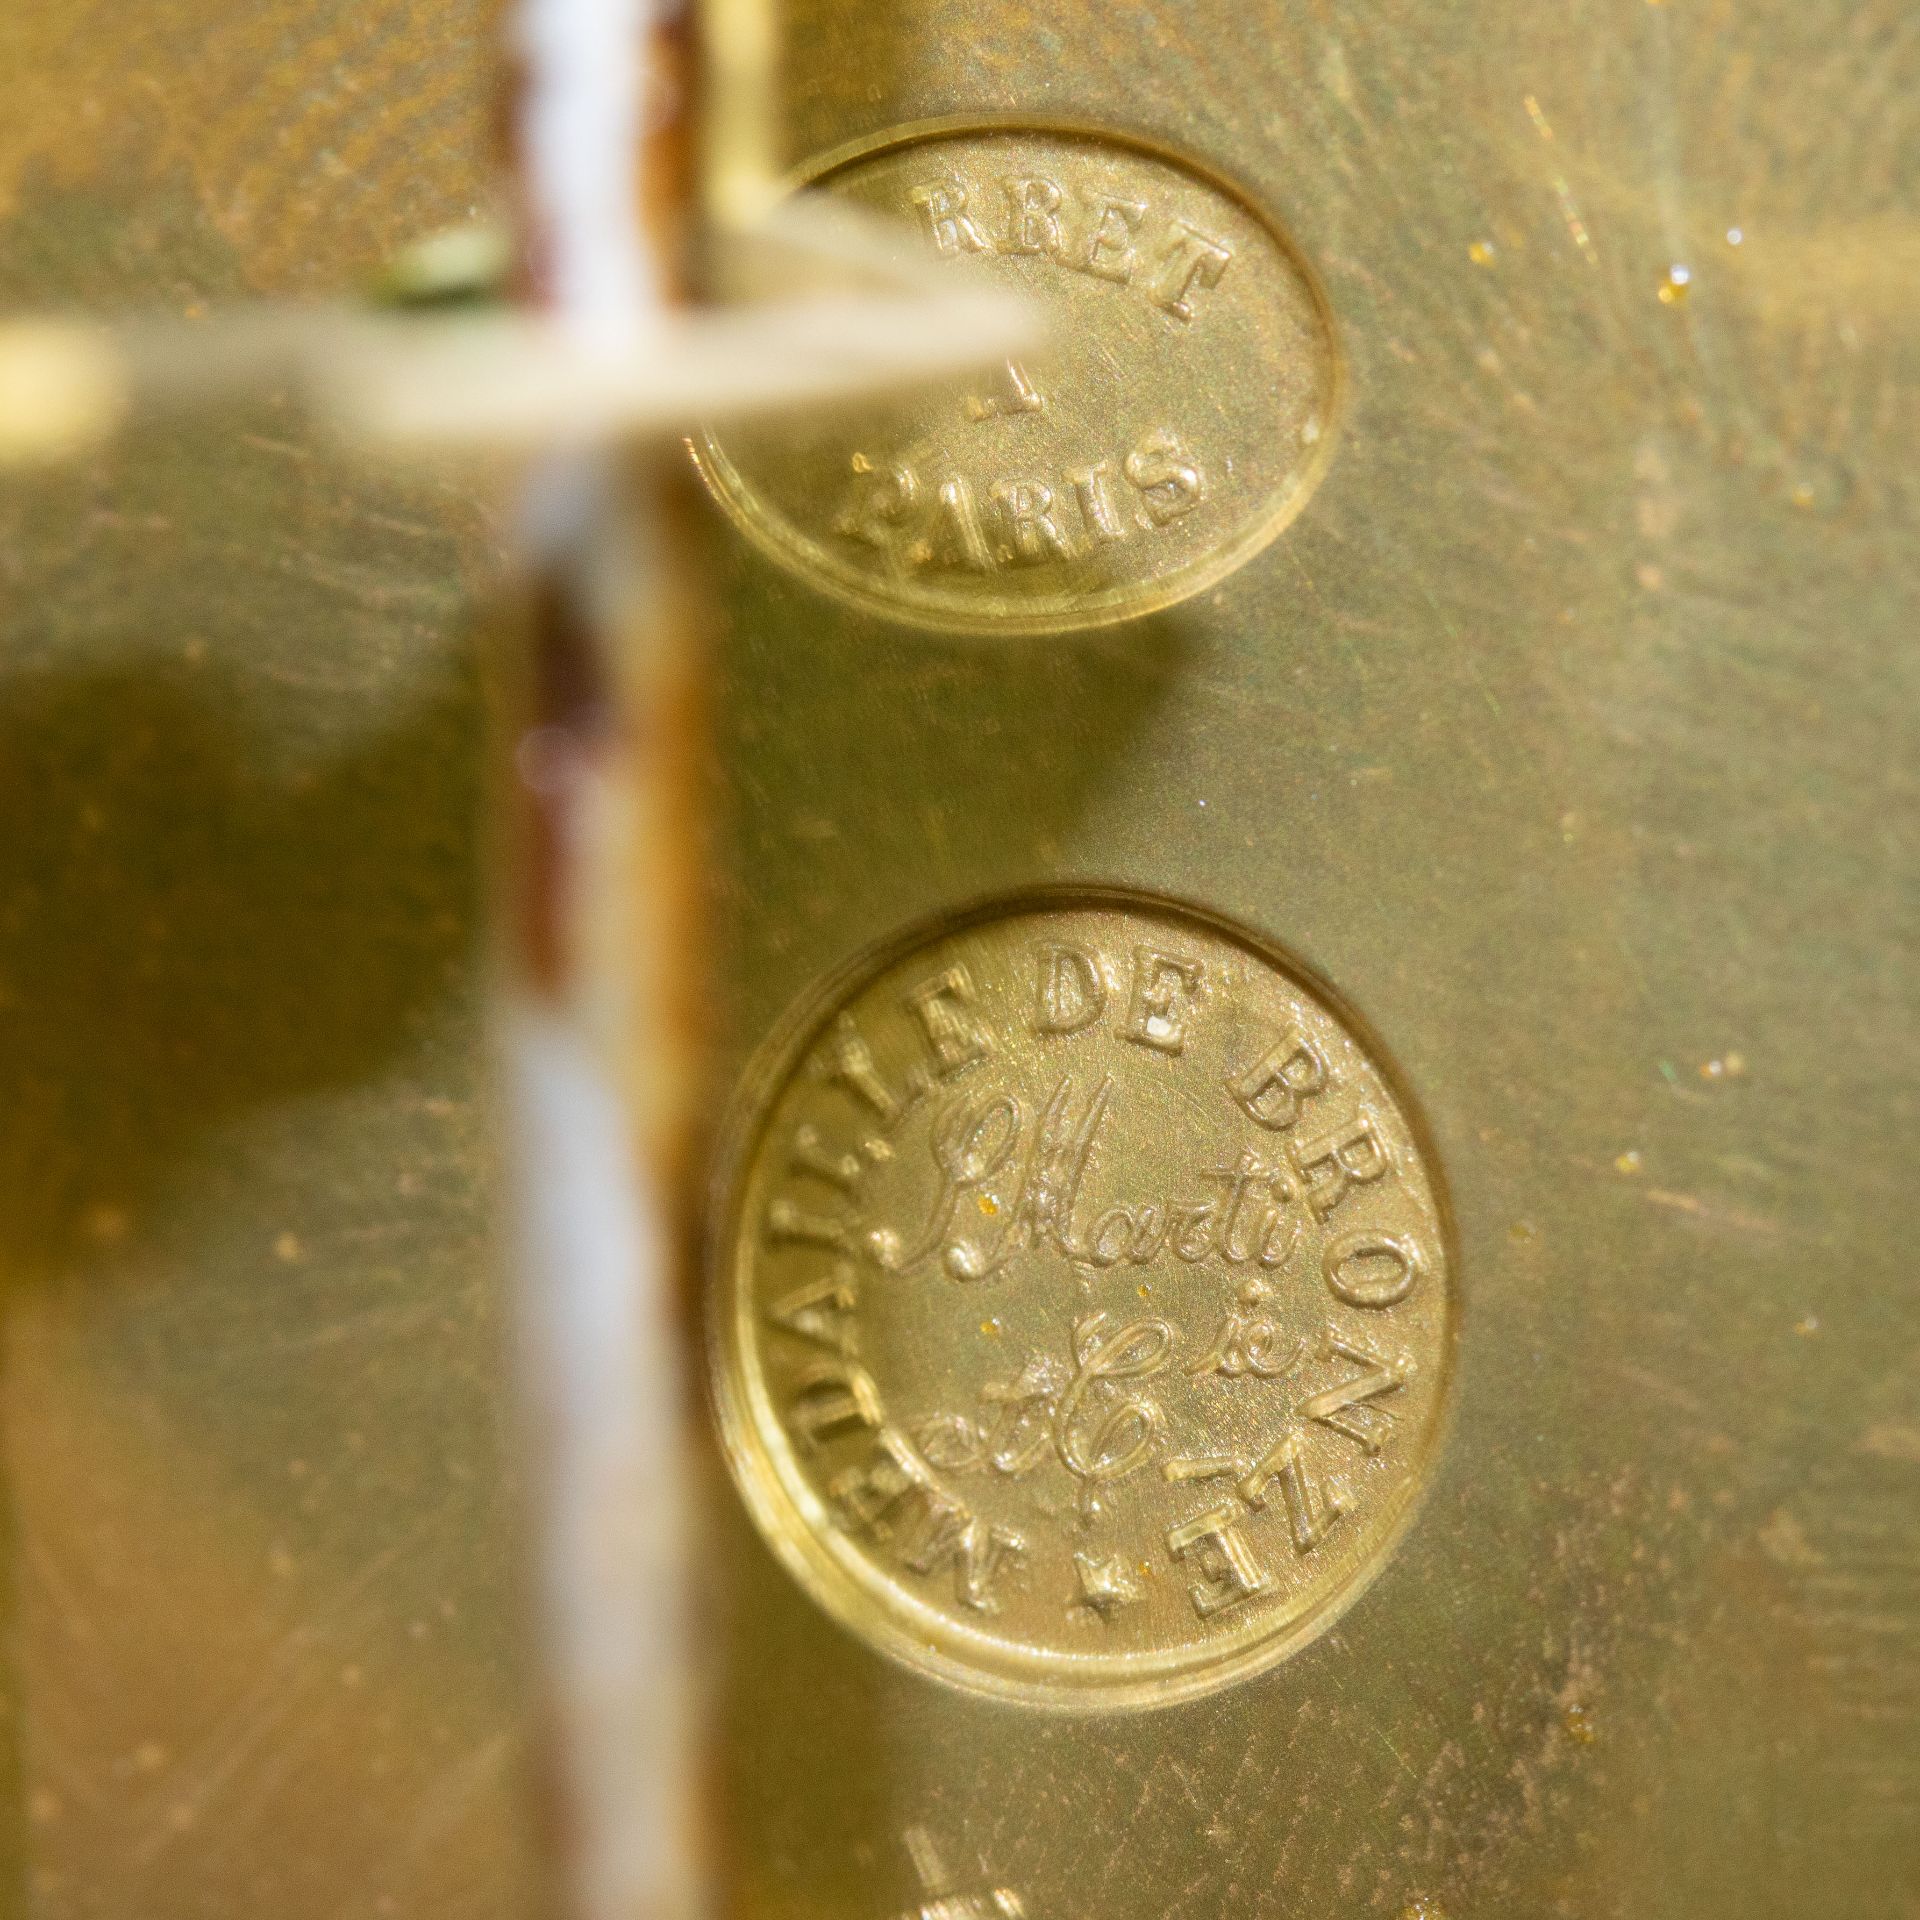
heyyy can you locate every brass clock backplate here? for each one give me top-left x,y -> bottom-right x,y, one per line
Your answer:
0,1 -> 1916,1917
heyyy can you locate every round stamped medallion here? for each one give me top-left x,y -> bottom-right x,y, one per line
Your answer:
695,124 -> 1340,633
712,896 -> 1452,1708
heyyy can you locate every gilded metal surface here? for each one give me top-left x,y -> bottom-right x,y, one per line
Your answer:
706,3 -> 1920,1915
696,123 -> 1337,631
2,0 -> 1918,1916
713,894 -> 1450,1706
0,6 -> 539,1917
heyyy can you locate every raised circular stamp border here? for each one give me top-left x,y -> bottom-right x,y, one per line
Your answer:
691,115 -> 1347,637
705,886 -> 1458,1712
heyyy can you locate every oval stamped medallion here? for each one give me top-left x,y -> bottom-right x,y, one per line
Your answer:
711,895 -> 1452,1707
695,124 -> 1341,633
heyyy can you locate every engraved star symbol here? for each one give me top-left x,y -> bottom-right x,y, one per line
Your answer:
1073,1551 -> 1140,1620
